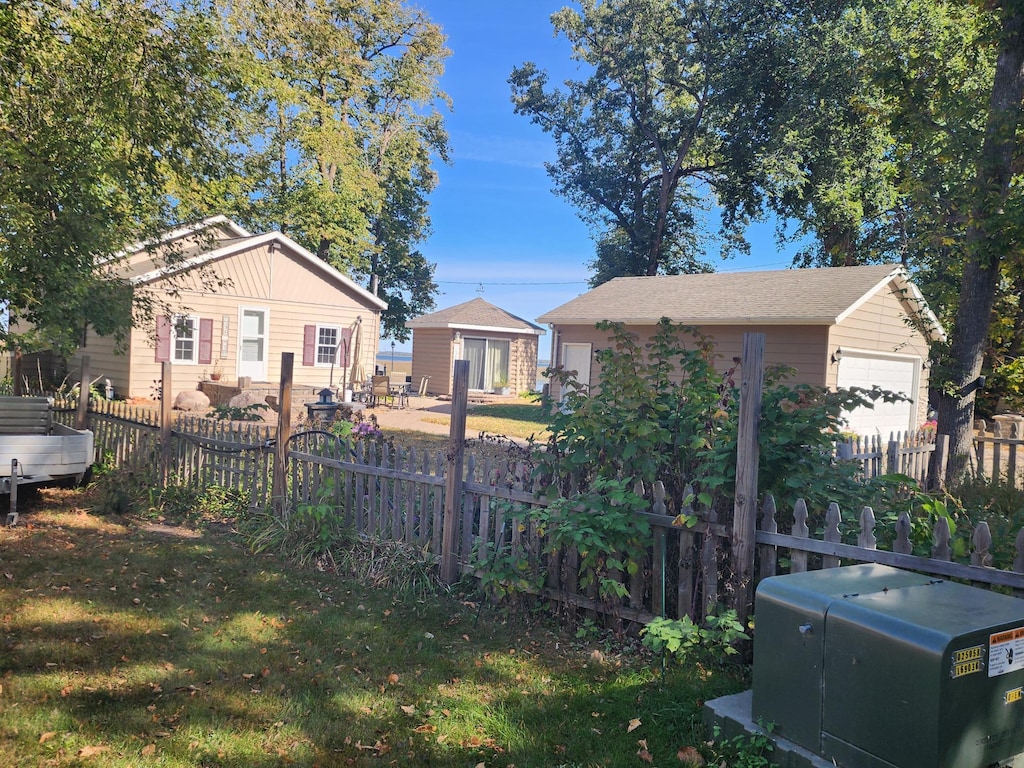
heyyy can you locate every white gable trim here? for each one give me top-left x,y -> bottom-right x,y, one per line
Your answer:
112,215 -> 252,262
131,231 -> 388,311
412,322 -> 544,335
834,267 -> 945,343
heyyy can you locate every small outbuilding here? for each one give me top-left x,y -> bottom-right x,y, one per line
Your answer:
406,298 -> 545,396
537,264 -> 945,437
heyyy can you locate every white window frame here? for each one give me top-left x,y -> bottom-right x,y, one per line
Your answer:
172,314 -> 199,364
315,324 -> 341,367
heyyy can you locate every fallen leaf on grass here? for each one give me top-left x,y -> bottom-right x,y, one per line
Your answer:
141,743 -> 156,756
401,704 -> 416,714
637,738 -> 653,763
38,732 -> 56,744
413,724 -> 436,733
677,745 -> 705,765
78,745 -> 109,757
627,718 -> 642,733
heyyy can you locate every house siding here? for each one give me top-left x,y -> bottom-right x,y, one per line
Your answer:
80,240 -> 381,400
547,323 -> 829,399
410,330 -> 455,396
827,286 -> 932,426
410,328 -> 540,396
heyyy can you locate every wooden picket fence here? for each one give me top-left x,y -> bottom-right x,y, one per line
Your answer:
974,418 -> 1024,490
757,493 -> 1024,593
54,398 -> 276,509
287,429 -> 729,624
836,430 -> 946,487
32,345 -> 1024,628
51,397 -> 1024,623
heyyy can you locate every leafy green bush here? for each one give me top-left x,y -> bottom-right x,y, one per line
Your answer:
640,609 -> 750,668
539,319 -> 892,520
211,402 -> 270,421
705,723 -> 776,768
531,476 -> 651,606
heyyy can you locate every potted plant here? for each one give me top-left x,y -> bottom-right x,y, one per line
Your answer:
494,373 -> 510,396
209,360 -> 223,381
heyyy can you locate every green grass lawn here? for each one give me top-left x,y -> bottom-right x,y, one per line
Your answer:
422,398 -> 552,442
0,487 -> 748,768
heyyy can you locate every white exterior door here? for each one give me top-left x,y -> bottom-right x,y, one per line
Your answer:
561,343 -> 592,389
837,350 -> 919,436
238,307 -> 268,381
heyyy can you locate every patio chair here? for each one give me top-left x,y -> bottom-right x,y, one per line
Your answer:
370,375 -> 392,408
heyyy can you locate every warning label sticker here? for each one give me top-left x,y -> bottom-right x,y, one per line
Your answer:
989,627 -> 1024,677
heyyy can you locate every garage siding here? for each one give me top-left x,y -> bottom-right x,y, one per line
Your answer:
828,287 -> 932,430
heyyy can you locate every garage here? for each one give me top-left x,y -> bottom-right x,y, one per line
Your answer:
836,349 -> 920,437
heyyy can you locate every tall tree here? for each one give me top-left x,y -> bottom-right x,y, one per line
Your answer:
509,0 -> 830,282
937,0 -> 1024,482
0,0 -> 237,355
220,0 -> 450,340
759,0 -> 1024,481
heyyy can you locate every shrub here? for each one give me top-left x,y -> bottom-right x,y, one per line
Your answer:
539,319 -> 893,520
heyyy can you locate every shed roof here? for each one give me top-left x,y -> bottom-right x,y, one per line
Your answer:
536,264 -> 944,341
407,298 -> 545,335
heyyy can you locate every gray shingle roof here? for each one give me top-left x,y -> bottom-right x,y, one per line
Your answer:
536,265 -> 930,328
407,298 -> 544,334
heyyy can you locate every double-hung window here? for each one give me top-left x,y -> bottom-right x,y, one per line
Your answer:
316,326 -> 340,366
172,315 -> 199,363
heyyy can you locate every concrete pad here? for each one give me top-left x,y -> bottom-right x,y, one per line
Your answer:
703,690 -> 838,768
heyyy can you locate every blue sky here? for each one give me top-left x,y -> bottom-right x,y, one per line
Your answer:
390,1 -> 801,353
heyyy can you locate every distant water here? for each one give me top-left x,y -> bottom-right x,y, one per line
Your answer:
376,351 -> 412,367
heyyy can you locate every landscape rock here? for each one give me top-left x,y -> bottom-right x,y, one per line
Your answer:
228,391 -> 269,409
173,389 -> 210,411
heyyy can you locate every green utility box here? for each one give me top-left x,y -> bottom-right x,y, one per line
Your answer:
753,564 -> 1024,768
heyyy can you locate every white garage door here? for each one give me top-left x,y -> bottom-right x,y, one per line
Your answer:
836,352 -> 918,437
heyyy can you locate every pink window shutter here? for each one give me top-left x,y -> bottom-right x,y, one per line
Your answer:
302,325 -> 316,366
155,316 -> 171,362
198,318 -> 214,365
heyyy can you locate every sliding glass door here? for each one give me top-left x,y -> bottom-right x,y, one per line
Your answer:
463,337 -> 510,391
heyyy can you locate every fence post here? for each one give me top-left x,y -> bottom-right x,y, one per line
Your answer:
11,348 -> 22,396
273,352 -> 294,518
887,436 -> 898,474
159,361 -> 172,487
441,359 -> 469,584
75,355 -> 90,430
732,332 -> 764,628
930,433 -> 949,491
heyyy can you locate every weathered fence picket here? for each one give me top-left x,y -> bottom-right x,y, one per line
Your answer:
756,494 -> 1024,591
40,386 -> 1024,629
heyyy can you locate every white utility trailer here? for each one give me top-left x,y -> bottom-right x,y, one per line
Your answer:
0,396 -> 94,524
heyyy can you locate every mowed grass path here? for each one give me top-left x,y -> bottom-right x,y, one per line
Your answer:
421,399 -> 552,443
0,489 -> 745,767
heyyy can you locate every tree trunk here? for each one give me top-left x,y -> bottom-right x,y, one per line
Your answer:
939,3 -> 1024,484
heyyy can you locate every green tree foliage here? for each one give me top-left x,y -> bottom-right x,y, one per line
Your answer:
219,0 -> 450,341
510,0 -> 806,282
0,0 -> 236,354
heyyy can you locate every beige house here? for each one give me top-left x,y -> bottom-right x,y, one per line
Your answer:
406,298 -> 545,396
537,265 -> 945,437
67,216 -> 386,401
